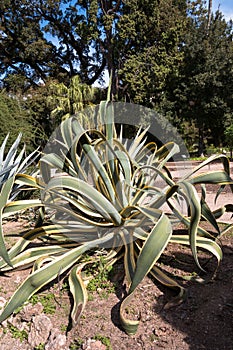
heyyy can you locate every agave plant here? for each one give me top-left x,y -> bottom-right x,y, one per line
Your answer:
0,101 -> 232,335
0,133 -> 40,267
0,133 -> 38,192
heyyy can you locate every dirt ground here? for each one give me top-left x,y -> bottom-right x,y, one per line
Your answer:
0,161 -> 232,350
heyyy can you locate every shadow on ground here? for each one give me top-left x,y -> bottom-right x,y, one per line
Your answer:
157,242 -> 233,350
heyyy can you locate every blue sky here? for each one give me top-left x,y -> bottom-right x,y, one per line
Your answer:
213,0 -> 233,20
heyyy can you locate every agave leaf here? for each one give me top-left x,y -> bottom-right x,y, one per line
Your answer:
119,291 -> 140,335
139,165 -> 176,187
3,199 -> 42,217
130,185 -> 162,207
69,130 -> 89,180
60,117 -> 74,150
213,204 -> 233,218
134,140 -> 156,164
129,213 -> 172,293
0,245 -> 68,271
149,184 -> 179,209
188,171 -> 233,185
119,229 -> 136,284
0,225 -> 66,270
119,213 -> 172,335
167,198 -> 216,239
114,149 -> 132,184
69,263 -> 88,326
10,146 -> 25,174
0,176 -> 15,267
32,256 -> 57,271
104,101 -> 116,142
132,227 -> 148,240
218,223 -> 233,236
136,141 -> 157,165
45,176 -> 122,225
0,134 -> 9,168
58,190 -> 104,219
2,133 -> 22,170
44,200 -> 114,227
149,265 -> 186,309
135,206 -> 163,223
0,231 -> 115,324
180,182 -> 206,271
40,153 -> 77,178
201,197 -> 220,234
17,148 -> 40,174
182,154 -> 230,180
170,235 -> 223,265
201,184 -> 206,200
212,206 -> 226,220
81,142 -> 117,203
0,165 -> 17,186
128,126 -> 149,160
15,173 -> 41,188
155,142 -> 180,169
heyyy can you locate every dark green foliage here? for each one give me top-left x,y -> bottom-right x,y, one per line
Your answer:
8,324 -> 28,342
30,293 -> 56,314
0,0 -> 106,86
225,124 -> 233,159
0,90 -> 43,151
164,0 -> 233,154
117,0 -> 187,104
0,0 -> 233,151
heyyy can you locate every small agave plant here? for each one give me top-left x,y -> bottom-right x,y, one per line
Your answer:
0,133 -> 38,192
0,133 -> 39,268
0,101 -> 232,335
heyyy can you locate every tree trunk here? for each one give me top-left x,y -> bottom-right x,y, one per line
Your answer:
198,124 -> 205,157
207,0 -> 212,32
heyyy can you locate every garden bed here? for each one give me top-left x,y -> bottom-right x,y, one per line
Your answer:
0,219 -> 232,350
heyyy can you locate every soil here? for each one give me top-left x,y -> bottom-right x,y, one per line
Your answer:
0,162 -> 232,350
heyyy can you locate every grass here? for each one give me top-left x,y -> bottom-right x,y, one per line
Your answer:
190,156 -> 207,161
34,344 -> 45,350
69,337 -> 84,349
85,256 -> 116,298
8,324 -> 28,342
93,334 -> 112,349
30,293 -> 56,315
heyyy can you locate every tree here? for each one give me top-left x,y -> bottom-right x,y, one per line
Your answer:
116,0 -> 187,104
0,0 -> 187,96
0,0 -> 107,86
47,75 -> 100,126
224,124 -> 233,159
207,0 -> 212,31
0,0 -> 63,86
0,89 -> 44,151
164,0 -> 233,155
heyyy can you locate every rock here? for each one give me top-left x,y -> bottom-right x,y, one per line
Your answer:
28,314 -> 52,347
19,302 -> 44,322
0,296 -> 7,328
14,275 -> 22,284
83,339 -> 107,350
45,327 -> 68,350
0,296 -> 7,310
1,315 -> 14,328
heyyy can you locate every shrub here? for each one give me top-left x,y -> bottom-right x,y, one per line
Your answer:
0,101 -> 232,335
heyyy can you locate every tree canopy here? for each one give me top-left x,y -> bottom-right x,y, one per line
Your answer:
164,1 -> 233,154
0,0 -> 187,90
0,89 -> 44,151
0,0 -> 233,155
